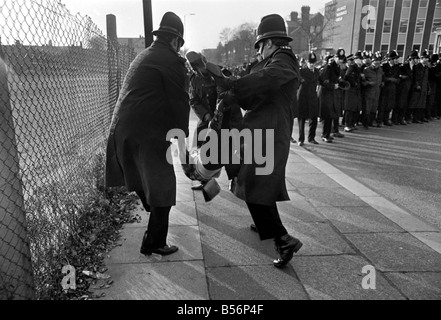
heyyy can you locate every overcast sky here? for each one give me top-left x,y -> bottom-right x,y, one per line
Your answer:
61,0 -> 326,52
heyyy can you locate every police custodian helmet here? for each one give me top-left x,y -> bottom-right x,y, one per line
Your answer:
254,14 -> 293,49
152,12 -> 185,45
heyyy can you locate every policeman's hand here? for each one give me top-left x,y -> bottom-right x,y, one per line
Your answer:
219,90 -> 237,106
334,83 -> 339,90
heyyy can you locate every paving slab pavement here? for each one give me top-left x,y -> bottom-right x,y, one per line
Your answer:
94,121 -> 441,301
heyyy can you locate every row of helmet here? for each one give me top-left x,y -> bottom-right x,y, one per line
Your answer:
303,48 -> 439,65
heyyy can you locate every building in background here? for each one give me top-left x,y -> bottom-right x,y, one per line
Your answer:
323,0 -> 441,59
436,27 -> 441,52
287,6 -> 325,55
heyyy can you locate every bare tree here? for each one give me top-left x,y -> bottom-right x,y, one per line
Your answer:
219,28 -> 233,45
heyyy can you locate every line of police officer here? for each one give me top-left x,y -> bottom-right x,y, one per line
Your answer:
295,48 -> 441,145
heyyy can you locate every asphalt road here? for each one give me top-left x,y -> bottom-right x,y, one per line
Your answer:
295,118 -> 441,230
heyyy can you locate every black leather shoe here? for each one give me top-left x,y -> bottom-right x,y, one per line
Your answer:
250,224 -> 258,233
332,132 -> 345,138
308,140 -> 319,145
273,234 -> 303,268
142,245 -> 179,256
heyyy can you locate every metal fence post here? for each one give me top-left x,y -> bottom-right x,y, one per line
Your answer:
0,45 -> 36,300
107,14 -> 119,124
143,0 -> 154,48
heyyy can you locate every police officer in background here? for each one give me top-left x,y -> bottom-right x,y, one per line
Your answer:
362,51 -> 384,129
426,52 -> 438,121
343,51 -> 363,133
432,54 -> 441,119
408,50 -> 428,123
397,55 -> 413,125
318,53 -> 340,142
379,50 -> 400,126
359,51 -> 372,127
333,48 -> 347,138
297,52 -> 320,146
420,50 -> 431,123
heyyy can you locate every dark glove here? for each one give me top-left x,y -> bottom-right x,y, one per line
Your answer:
218,90 -> 237,107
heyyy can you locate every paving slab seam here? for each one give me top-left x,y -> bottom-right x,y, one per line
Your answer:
382,271 -> 441,274
313,219 -> 412,299
291,146 -> 441,255
194,199 -> 217,301
107,259 -> 205,266
339,231 -> 408,235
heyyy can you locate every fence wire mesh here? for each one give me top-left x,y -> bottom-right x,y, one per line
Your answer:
0,0 -> 136,299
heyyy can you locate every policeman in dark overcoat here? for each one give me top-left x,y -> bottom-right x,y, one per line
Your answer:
333,48 -> 347,138
219,14 -> 303,268
297,52 -> 320,146
105,12 -> 190,256
408,50 -> 427,123
426,53 -> 439,120
362,51 -> 384,128
318,54 -> 340,142
432,54 -> 441,119
343,51 -> 363,132
420,50 -> 432,122
397,56 -> 414,124
379,50 -> 400,126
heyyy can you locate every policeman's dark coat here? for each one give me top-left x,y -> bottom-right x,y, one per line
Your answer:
428,64 -> 438,99
434,63 -> 441,115
334,65 -> 347,117
396,62 -> 413,110
363,65 -> 384,113
380,63 -> 400,110
409,63 -> 428,110
298,67 -> 320,119
344,64 -> 363,112
105,40 -> 190,207
318,61 -> 339,119
232,47 -> 300,206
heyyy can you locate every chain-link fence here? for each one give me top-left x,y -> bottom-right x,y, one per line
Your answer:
0,0 -> 137,299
